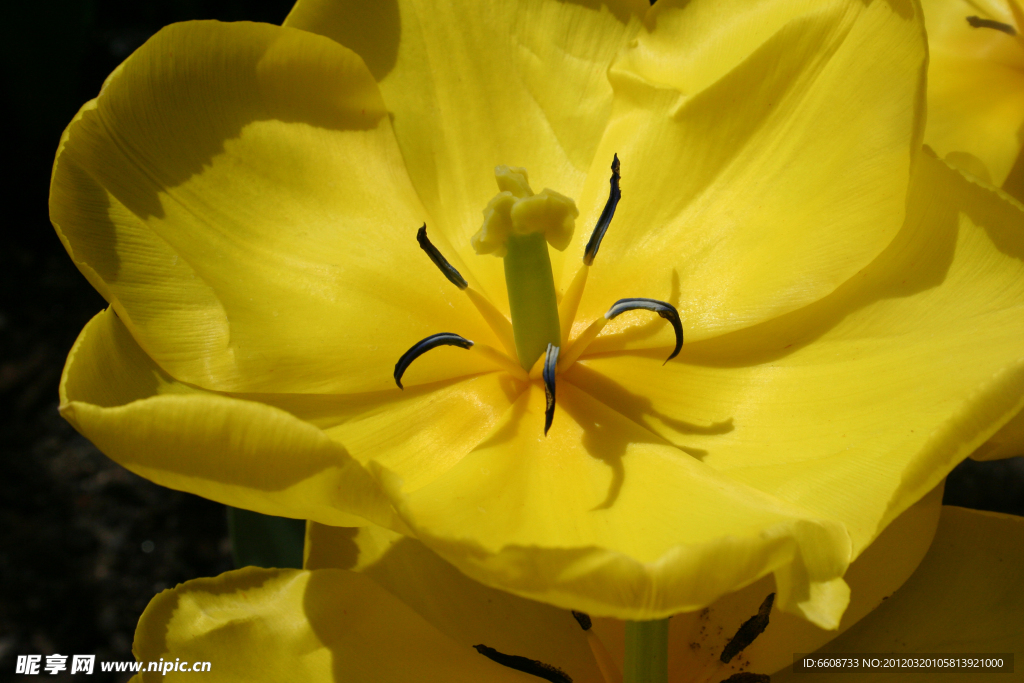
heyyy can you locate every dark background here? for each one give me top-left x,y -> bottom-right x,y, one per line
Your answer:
1,1 -> 1022,681
1,2 -> 295,681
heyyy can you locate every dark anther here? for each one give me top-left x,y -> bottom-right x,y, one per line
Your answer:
583,154 -> 621,266
720,593 -> 775,664
473,644 -> 572,683
605,298 -> 684,363
571,610 -> 592,631
393,332 -> 473,389
543,343 -> 559,435
723,674 -> 770,683
966,15 -> 1017,35
416,223 -> 468,289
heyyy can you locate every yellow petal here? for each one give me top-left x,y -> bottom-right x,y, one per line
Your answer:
132,567 -> 535,683
305,522 -> 606,683
1003,145 -> 1024,202
972,405 -> 1024,460
921,0 -> 1024,186
315,372 -> 522,494
50,20 -> 498,394
569,0 -> 927,345
771,506 -> 1024,682
60,307 -> 399,531
386,380 -> 852,626
284,0 -> 648,296
586,483 -> 944,679
568,151 -> 1024,562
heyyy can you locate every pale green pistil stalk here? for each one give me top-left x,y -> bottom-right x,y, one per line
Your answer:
504,232 -> 560,370
472,166 -> 577,369
624,619 -> 670,683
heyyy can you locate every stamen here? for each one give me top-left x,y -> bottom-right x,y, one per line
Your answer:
465,287 -> 518,359
558,265 -> 590,348
605,298 -> 684,363
417,223 -> 468,289
571,611 -> 592,630
474,343 -> 529,381
583,154 -> 621,266
414,224 -> 519,359
720,593 -> 775,664
543,343 -> 559,435
558,316 -> 607,371
473,644 -> 572,683
393,333 -> 473,389
966,15 -> 1017,34
571,611 -> 622,683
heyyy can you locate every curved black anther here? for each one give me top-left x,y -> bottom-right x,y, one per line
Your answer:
571,611 -> 592,631
417,223 -> 468,289
474,645 -> 572,683
966,15 -> 1017,35
605,298 -> 684,363
583,154 -> 621,266
721,593 -> 774,664
394,332 -> 473,389
543,343 -> 559,435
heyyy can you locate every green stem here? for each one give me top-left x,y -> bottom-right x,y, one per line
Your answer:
226,507 -> 306,569
624,619 -> 670,683
503,231 -> 561,369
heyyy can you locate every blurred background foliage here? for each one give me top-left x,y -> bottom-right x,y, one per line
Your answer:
0,1 -> 1020,680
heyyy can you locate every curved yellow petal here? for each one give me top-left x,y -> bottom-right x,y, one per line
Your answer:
586,483 -> 944,680
972,405 -> 1024,460
284,0 -> 648,297
132,567 -> 534,683
1003,146 -> 1024,202
771,506 -> 1024,682
306,485 -> 940,683
567,0 -> 927,344
50,20 -> 498,394
921,0 -> 1024,186
386,380 -> 852,626
259,371 -> 524,494
305,522 -> 606,683
60,307 -> 399,531
568,152 -> 1024,561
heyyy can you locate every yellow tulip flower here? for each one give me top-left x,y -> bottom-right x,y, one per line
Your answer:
128,492 -> 1023,682
921,0 -> 1024,198
51,0 -> 1024,627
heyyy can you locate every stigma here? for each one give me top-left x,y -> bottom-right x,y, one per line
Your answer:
471,166 -> 578,257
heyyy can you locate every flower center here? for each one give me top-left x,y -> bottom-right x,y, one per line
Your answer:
393,156 -> 684,436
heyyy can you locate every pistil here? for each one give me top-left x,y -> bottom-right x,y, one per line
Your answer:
472,166 -> 578,369
505,232 -> 562,369
624,619 -> 669,683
